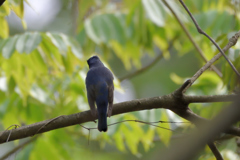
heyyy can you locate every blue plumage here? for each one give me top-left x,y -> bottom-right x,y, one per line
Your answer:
85,56 -> 114,132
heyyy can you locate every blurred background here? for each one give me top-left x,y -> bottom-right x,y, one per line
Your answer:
0,0 -> 240,159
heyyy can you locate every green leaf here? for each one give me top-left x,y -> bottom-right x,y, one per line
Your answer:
7,76 -> 16,94
192,71 -> 222,94
60,34 -> 83,59
141,128 -> 154,151
142,0 -> 166,27
156,110 -> 172,146
26,103 -> 45,123
0,99 -> 10,118
30,138 -> 64,160
46,32 -> 67,54
16,32 -> 41,54
10,0 -> 24,19
8,0 -> 21,6
110,40 -> 141,69
16,33 -> 29,53
0,17 -> 9,38
2,35 -> 18,58
15,142 -> 34,160
0,2 -> 10,16
24,32 -> 42,53
85,14 -> 127,45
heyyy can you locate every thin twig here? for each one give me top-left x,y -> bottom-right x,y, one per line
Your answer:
174,79 -> 191,95
0,124 -> 20,136
33,115 -> 64,136
79,124 -> 91,145
0,125 -> 20,143
6,130 -> 12,142
208,142 -> 224,160
162,0 -> 222,77
79,119 -> 191,145
179,0 -> 240,79
88,130 -> 90,145
150,120 -> 190,124
79,119 -> 187,132
183,31 -> 240,92
72,0 -> 79,35
119,36 -> 178,81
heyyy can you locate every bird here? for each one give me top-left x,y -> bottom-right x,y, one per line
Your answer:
85,56 -> 114,132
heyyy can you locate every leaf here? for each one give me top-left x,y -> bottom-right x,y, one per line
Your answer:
30,138 -> 64,160
7,76 -> 16,94
21,19 -> 27,29
153,35 -> 170,59
60,34 -> 83,59
15,142 -> 34,160
11,0 -> 24,18
30,84 -> 53,105
193,71 -> 222,94
0,17 -> 9,38
170,73 -> 185,85
142,0 -> 166,27
2,106 -> 19,129
0,2 -> 10,16
110,40 -> 141,69
8,0 -> 21,6
0,99 -> 10,118
16,33 -> 29,53
24,32 -> 42,53
113,132 -> 126,152
2,35 -> 18,58
85,14 -> 127,45
141,128 -> 154,151
47,32 -> 67,54
156,110 -> 172,146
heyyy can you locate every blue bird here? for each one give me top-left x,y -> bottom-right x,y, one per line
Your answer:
85,56 -> 114,132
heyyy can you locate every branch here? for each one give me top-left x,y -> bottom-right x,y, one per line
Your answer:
0,93 -> 238,144
0,0 -> 5,6
162,0 -> 222,77
183,30 -> 240,92
207,142 -> 223,160
80,120 -> 176,132
185,94 -> 237,103
179,0 -> 240,79
119,36 -> 177,82
71,0 -> 79,35
157,94 -> 240,160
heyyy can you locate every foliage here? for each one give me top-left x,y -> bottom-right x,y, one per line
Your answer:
0,0 -> 240,159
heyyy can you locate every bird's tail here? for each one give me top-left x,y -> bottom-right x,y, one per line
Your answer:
98,111 -> 107,132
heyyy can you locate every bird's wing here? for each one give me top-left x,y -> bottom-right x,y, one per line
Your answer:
87,85 -> 97,117
107,84 -> 114,117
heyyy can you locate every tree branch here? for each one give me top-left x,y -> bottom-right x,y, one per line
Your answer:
71,0 -> 79,36
208,142 -> 223,160
158,95 -> 240,160
162,0 -> 222,77
0,93 -> 238,144
0,0 -> 5,6
179,0 -> 240,79
183,30 -> 240,92
185,94 -> 237,103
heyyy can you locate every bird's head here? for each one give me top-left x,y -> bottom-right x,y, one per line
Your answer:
87,56 -> 104,68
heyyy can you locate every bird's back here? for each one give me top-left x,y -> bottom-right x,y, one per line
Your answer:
86,66 -> 113,87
